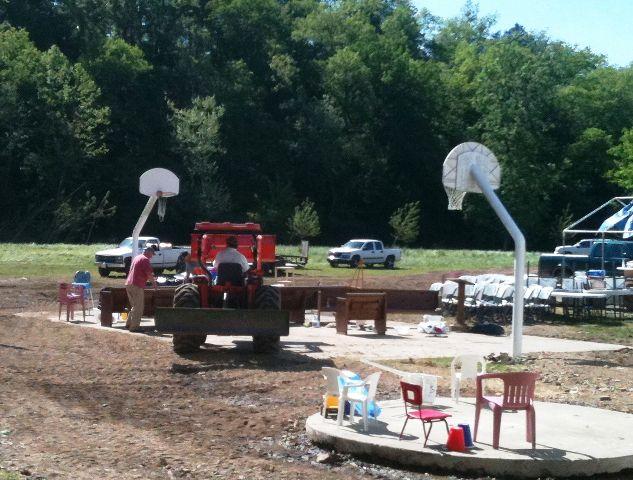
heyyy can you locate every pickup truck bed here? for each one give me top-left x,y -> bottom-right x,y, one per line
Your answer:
538,240 -> 633,277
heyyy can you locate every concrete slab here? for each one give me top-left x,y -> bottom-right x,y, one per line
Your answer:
306,398 -> 633,478
22,311 -> 624,359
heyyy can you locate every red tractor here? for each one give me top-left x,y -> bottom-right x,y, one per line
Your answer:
155,222 -> 289,354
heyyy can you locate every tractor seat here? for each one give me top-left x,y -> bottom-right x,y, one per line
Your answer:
216,263 -> 245,286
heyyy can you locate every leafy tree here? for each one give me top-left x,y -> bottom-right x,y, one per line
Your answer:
52,190 -> 116,242
287,199 -> 320,240
0,26 -> 109,241
609,128 -> 633,189
389,201 -> 421,246
1,0 -> 631,249
171,96 -> 230,220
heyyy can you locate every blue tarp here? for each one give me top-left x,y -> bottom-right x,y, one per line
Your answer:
598,201 -> 633,237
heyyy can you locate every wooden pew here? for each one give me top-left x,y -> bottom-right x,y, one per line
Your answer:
98,287 -> 174,327
335,293 -> 387,335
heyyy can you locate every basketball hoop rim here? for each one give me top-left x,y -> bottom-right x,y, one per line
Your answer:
155,191 -> 177,198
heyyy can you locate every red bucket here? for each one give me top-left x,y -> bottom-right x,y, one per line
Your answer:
446,426 -> 466,452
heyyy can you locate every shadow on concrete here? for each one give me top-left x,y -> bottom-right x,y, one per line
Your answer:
347,333 -> 403,339
171,344 -> 335,375
512,445 -> 595,460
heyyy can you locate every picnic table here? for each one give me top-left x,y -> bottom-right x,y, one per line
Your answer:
552,288 -> 633,318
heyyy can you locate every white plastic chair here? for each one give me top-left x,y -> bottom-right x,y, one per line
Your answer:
538,277 -> 558,288
337,371 -> 381,431
321,367 -> 341,417
561,278 -> 575,291
458,275 -> 477,284
450,355 -> 486,403
440,282 -> 458,314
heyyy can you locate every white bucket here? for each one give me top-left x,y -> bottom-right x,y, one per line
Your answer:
403,373 -> 438,404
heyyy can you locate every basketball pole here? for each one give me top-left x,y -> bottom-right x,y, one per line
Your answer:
131,192 -> 161,259
470,163 -> 526,358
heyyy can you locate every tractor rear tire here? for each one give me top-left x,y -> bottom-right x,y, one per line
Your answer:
172,283 -> 207,354
253,286 -> 281,353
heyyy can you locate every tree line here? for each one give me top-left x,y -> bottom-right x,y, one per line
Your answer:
1,0 -> 632,250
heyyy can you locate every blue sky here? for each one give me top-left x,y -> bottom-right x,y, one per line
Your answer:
413,0 -> 632,67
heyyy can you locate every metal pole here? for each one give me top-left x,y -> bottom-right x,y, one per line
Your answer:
132,195 -> 158,258
317,289 -> 322,327
470,164 -> 526,359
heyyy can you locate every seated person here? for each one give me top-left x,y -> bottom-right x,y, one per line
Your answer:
213,236 -> 250,285
183,253 -> 197,281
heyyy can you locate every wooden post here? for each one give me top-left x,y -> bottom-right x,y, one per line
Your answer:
446,278 -> 474,327
99,289 -> 113,327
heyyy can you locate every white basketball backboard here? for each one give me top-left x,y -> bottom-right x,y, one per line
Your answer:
442,142 -> 500,193
139,168 -> 179,197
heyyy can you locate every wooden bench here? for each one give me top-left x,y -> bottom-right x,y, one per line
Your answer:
98,287 -> 174,327
335,293 -> 386,335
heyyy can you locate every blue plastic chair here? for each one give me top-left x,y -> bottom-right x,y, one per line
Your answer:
72,271 -> 94,313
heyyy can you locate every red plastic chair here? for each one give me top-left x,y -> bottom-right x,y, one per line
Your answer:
58,283 -> 86,322
399,381 -> 451,446
474,372 -> 539,450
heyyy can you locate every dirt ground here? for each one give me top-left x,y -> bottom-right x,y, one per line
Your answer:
1,273 -> 632,480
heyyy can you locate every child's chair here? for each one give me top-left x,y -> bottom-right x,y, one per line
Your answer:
321,367 -> 341,418
72,270 -> 94,313
58,283 -> 86,322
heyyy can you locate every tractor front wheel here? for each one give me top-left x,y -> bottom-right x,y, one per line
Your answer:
172,283 -> 207,354
253,286 -> 281,353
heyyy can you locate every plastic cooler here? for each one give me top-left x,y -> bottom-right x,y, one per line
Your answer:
586,269 -> 605,278
587,269 -> 606,289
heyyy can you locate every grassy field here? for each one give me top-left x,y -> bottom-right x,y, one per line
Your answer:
381,357 -> 528,374
0,243 -> 112,278
277,245 -> 541,277
0,243 -> 541,279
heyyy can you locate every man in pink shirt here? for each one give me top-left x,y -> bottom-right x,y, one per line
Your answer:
125,246 -> 157,332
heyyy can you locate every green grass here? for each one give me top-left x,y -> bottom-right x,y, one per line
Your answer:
277,245 -> 541,278
578,321 -> 633,344
0,242 -> 540,279
382,356 -> 528,373
0,243 -> 113,278
528,316 -> 633,345
0,470 -> 22,480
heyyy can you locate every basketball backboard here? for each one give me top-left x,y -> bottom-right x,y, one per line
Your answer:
139,168 -> 179,197
442,142 -> 500,193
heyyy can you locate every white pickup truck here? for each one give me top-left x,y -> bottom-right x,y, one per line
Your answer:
327,239 -> 402,268
553,238 -> 598,255
95,236 -> 190,277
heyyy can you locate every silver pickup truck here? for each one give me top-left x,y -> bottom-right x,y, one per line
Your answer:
95,236 -> 190,277
327,239 -> 402,268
